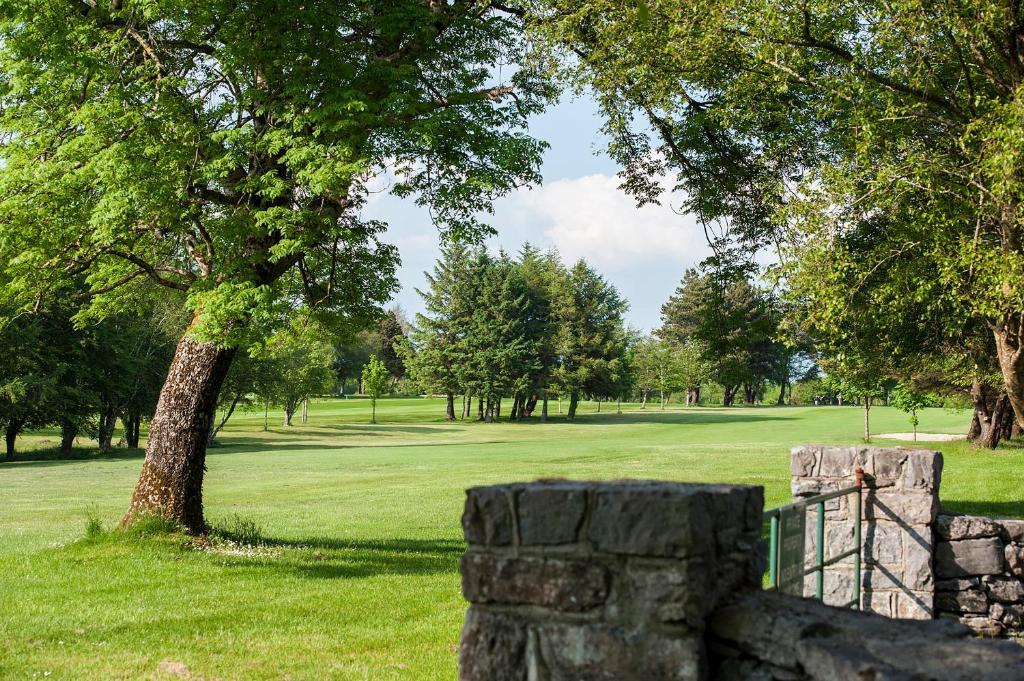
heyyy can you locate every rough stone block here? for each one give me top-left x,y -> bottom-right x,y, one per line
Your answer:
903,531 -> 934,590
984,576 -> 1024,603
1006,543 -> 1024,577
862,566 -> 903,591
993,603 -> 1024,627
459,608 -> 526,681
937,514 -> 1002,541
803,568 -> 855,607
869,448 -> 908,486
825,522 -> 856,560
817,447 -> 865,478
517,485 -> 586,545
461,552 -> 608,612
863,489 -> 937,525
896,590 -> 934,619
587,482 -> 757,558
862,589 -> 897,617
531,622 -> 704,680
865,521 -> 902,565
463,486 -> 513,546
790,446 -> 819,477
956,615 -> 1004,638
936,538 -> 1005,577
936,589 -> 989,614
998,519 -> 1024,543
936,577 -> 980,592
712,590 -> 1024,679
617,562 -> 707,629
899,449 -> 942,491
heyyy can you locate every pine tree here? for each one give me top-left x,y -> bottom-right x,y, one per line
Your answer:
553,261 -> 628,420
407,245 -> 473,420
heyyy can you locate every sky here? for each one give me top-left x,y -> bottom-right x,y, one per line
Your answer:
363,95 -> 712,333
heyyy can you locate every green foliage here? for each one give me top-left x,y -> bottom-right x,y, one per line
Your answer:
552,260 -> 629,417
255,319 -> 336,425
360,355 -> 390,424
407,246 -> 628,420
0,2 -> 550,350
890,383 -> 935,437
660,268 -> 785,405
535,0 -> 1024,418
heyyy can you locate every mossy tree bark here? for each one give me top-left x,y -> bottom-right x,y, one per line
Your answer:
122,333 -> 235,534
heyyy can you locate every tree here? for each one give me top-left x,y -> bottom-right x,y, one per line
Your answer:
462,251 -> 538,422
660,269 -> 782,406
258,320 -> 335,427
539,0 -> 1024,435
514,246 -> 563,421
333,332 -> 378,396
890,383 -> 932,442
377,311 -> 408,386
361,355 -> 390,425
406,245 -> 473,420
0,3 -> 549,532
553,261 -> 628,419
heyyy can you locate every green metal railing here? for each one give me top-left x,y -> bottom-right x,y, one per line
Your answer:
764,468 -> 863,609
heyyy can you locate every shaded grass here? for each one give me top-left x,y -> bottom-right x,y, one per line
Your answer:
1,399 -> 1021,679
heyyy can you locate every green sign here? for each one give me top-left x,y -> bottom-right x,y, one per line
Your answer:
777,501 -> 806,596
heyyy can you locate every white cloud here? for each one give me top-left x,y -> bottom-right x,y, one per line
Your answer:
366,173 -> 713,331
503,174 -> 709,271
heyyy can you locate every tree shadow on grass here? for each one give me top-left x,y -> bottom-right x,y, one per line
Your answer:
563,410 -> 799,426
0,446 -> 147,466
216,536 -> 465,580
941,500 -> 1024,520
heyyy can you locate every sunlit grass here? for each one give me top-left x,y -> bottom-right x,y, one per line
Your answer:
1,399 -> 1020,679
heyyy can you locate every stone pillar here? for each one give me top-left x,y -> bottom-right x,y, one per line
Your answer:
458,480 -> 765,681
791,446 -> 942,619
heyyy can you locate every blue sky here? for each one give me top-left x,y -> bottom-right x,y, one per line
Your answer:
364,94 -> 711,332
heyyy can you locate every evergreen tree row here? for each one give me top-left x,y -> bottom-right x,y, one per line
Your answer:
404,245 -> 629,421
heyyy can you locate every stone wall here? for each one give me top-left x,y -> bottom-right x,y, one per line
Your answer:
458,478 -> 1024,680
458,480 -> 765,680
709,590 -> 1024,680
935,513 -> 1024,636
790,445 -> 942,619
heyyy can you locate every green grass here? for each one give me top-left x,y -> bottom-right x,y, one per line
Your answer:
2,399 -> 1022,679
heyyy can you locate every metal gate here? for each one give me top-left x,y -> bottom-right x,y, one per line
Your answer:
763,468 -> 864,608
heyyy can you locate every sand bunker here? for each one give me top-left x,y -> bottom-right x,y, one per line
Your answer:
874,432 -> 965,442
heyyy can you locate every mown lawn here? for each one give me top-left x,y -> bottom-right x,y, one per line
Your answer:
1,399 -> 1021,679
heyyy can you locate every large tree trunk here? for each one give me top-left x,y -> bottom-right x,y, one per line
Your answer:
122,333 -> 235,535
5,419 -> 22,461
994,317 -> 1024,429
723,385 -> 737,407
97,408 -> 117,451
445,393 -> 456,421
484,399 -> 494,423
524,394 -> 538,417
567,392 -> 579,420
981,394 -> 1011,449
126,411 -> 142,448
776,380 -> 787,406
60,418 -> 78,454
541,396 -> 548,422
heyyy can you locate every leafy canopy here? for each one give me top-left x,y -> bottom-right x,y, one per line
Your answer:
0,1 -> 550,347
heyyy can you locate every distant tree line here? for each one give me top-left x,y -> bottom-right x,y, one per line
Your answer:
404,245 -> 629,421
